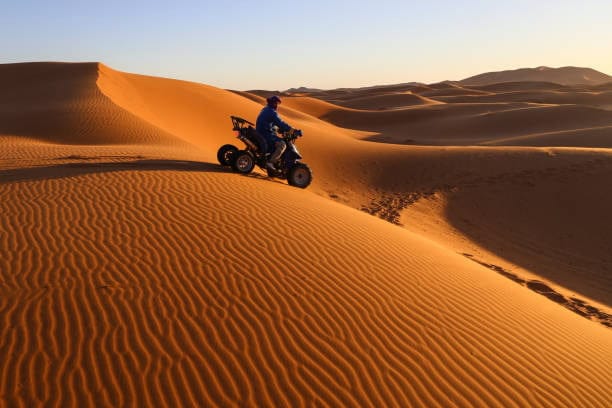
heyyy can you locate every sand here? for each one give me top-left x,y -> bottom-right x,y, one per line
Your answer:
1,62 -> 611,407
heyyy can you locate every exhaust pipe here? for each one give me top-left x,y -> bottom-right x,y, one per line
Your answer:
240,136 -> 258,152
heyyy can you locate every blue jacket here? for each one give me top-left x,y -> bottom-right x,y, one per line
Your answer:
256,106 -> 291,149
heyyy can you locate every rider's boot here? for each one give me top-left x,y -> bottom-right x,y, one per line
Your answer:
266,161 -> 276,171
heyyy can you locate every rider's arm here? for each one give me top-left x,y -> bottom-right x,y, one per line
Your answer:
272,110 -> 291,132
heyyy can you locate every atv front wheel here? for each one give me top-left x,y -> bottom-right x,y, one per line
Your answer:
217,144 -> 239,166
288,163 -> 312,188
232,151 -> 255,174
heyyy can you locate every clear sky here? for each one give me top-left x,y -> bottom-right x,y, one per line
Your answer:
2,0 -> 611,90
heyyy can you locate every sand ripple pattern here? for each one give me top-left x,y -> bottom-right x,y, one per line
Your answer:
1,167 -> 611,407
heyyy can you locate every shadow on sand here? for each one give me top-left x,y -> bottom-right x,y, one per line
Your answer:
462,253 -> 611,328
0,158 -> 243,184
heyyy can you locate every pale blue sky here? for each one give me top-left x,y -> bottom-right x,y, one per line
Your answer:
2,1 -> 611,90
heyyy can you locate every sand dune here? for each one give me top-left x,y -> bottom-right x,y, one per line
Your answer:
468,81 -> 568,92
461,66 -> 612,86
480,126 -> 612,147
315,98 -> 612,146
318,103 -> 604,144
0,63 -> 181,146
1,62 -> 611,407
319,92 -> 441,110
263,77 -> 612,147
593,82 -> 612,91
433,88 -> 612,108
290,82 -> 490,104
96,64 -> 266,152
274,96 -> 352,119
415,84 -> 491,98
286,82 -> 424,98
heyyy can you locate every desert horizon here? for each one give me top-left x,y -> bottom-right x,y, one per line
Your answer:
251,65 -> 612,94
1,59 -> 611,407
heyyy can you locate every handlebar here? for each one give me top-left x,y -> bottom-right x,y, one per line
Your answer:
280,128 -> 303,140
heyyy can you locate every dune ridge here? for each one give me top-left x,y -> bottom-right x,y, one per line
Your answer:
0,63 -> 183,147
461,66 -> 612,86
1,62 -> 611,407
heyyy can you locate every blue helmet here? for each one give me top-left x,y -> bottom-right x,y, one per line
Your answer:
266,95 -> 282,106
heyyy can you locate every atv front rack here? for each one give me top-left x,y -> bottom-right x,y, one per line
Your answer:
230,116 -> 255,131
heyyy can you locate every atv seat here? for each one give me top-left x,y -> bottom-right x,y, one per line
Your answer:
247,127 -> 268,153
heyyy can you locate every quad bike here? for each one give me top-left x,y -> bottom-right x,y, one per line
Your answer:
217,116 -> 313,188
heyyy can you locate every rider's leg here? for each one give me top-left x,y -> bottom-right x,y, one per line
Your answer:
268,140 -> 286,164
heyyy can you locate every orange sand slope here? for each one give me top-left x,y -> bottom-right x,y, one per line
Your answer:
1,62 -> 611,407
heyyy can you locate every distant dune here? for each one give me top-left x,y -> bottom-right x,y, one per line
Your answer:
1,62 -> 611,407
260,71 -> 612,147
461,66 -> 612,86
266,67 -> 611,102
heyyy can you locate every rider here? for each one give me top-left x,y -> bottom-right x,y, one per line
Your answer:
256,95 -> 292,171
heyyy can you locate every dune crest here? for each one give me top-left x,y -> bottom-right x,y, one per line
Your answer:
0,62 -> 181,146
461,66 -> 612,86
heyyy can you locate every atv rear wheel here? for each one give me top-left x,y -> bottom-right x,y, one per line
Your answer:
288,163 -> 312,188
232,151 -> 255,174
217,144 -> 239,166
